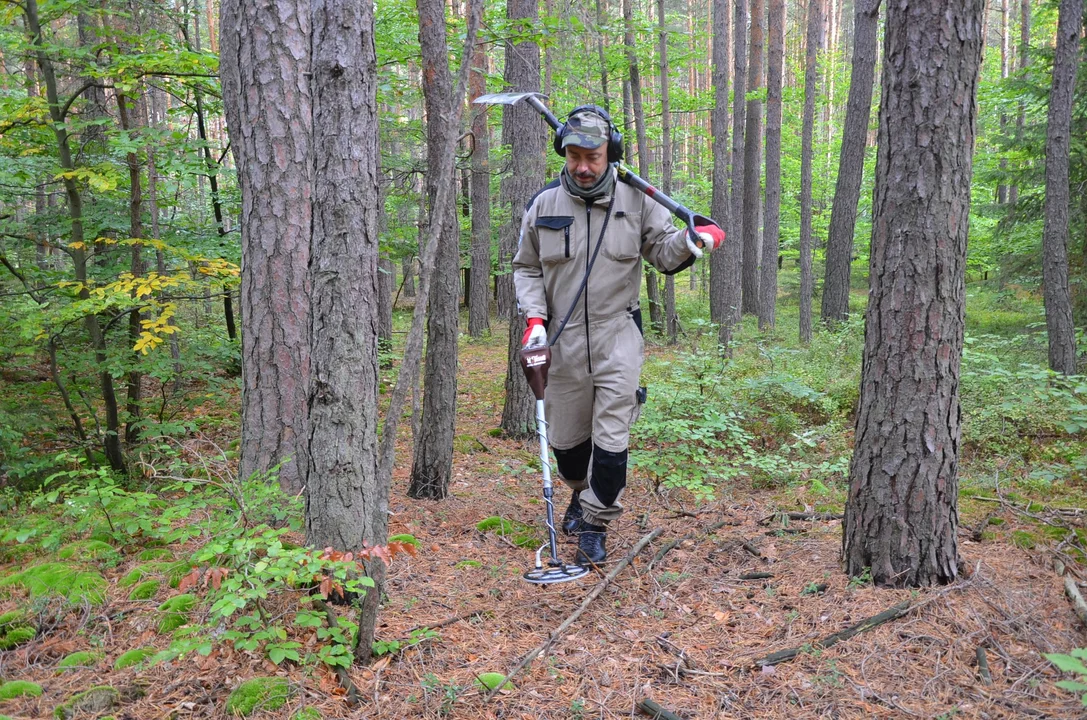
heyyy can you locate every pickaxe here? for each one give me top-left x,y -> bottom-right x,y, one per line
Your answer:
473,91 -> 720,250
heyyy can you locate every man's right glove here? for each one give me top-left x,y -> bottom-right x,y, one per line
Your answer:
522,317 -> 547,348
686,223 -> 725,259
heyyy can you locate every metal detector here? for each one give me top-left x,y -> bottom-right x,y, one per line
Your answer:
473,91 -> 721,250
519,345 -> 590,585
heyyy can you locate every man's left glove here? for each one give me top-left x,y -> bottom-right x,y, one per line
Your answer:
522,317 -> 547,348
685,223 -> 725,259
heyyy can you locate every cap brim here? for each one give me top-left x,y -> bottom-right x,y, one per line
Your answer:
560,135 -> 607,150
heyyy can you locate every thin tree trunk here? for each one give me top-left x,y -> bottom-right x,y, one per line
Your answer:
409,0 -> 464,500
499,0 -> 544,438
116,89 -> 145,445
1040,0 -> 1081,376
221,0 -> 312,493
709,0 -> 733,345
659,0 -> 678,344
759,0 -> 784,331
596,0 -> 611,109
842,0 -> 984,587
468,43 -> 492,338
820,0 -> 880,324
25,0 -> 125,473
728,0 -> 748,329
997,0 -> 1009,205
740,0 -> 764,315
1010,0 -> 1029,207
800,0 -> 823,345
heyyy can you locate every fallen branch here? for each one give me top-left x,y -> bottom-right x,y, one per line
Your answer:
648,519 -> 729,570
311,598 -> 360,706
638,697 -> 685,720
976,646 -> 992,685
738,572 -> 774,580
740,540 -> 761,558
407,608 -> 489,635
1054,559 -> 1087,625
759,511 -> 843,526
971,512 -> 995,542
754,600 -> 912,667
485,528 -> 663,701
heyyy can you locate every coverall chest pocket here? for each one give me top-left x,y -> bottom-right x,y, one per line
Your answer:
602,210 -> 642,261
536,216 -> 575,265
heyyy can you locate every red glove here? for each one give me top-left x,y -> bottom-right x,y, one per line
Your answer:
522,317 -> 546,348
695,224 -> 725,251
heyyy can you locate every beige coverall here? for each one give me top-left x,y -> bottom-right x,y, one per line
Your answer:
513,168 -> 695,525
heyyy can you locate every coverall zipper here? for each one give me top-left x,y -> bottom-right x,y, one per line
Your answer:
584,201 -> 593,375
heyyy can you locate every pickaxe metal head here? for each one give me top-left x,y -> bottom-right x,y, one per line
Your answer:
473,92 -> 562,130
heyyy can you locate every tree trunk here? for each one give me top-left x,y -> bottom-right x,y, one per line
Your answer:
997,0 -> 1009,205
759,0 -> 784,331
468,43 -> 492,338
799,0 -> 822,345
305,0 -> 385,661
820,0 -> 880,325
740,0 -> 764,315
624,0 -> 662,334
499,0 -> 545,439
409,0 -> 463,500
842,0 -> 984,588
596,0 -> 611,109
709,0 -> 733,346
221,0 -> 312,493
659,0 -> 678,345
116,89 -> 145,445
727,0 -> 748,333
402,255 -> 415,297
1010,0 -> 1030,207
1041,0 -> 1081,376
378,255 -> 394,357
25,0 -> 126,474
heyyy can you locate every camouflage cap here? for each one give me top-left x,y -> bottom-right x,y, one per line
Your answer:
561,111 -> 609,150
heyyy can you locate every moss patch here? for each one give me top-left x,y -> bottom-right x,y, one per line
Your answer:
127,580 -> 161,601
292,708 -> 322,720
0,562 -> 107,605
118,563 -> 166,588
0,626 -> 35,650
113,647 -> 156,669
475,516 -> 539,548
0,681 -> 43,700
225,677 -> 290,716
56,650 -> 101,671
0,609 -> 28,631
54,686 -> 119,719
156,594 -> 196,633
58,540 -> 121,566
137,548 -> 173,561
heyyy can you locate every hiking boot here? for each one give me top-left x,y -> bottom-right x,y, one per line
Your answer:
576,523 -> 607,565
561,494 -> 584,535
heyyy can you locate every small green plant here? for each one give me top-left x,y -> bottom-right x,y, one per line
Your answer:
1046,648 -> 1087,706
569,697 -> 587,720
114,647 -> 156,669
224,677 -> 290,716
372,627 -> 440,657
847,567 -> 872,590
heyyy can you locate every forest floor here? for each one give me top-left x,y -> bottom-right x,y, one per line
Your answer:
2,301 -> 1087,719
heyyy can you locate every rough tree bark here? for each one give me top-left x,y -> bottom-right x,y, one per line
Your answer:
758,0 -> 784,331
221,0 -> 311,493
1040,0 -> 1082,376
499,0 -> 544,438
468,43 -> 492,338
740,0 -> 764,315
820,0 -> 881,325
708,0 -> 732,339
409,0 -> 463,500
799,0 -> 822,345
842,0 -> 984,588
304,0 -> 385,660
1010,0 -> 1030,207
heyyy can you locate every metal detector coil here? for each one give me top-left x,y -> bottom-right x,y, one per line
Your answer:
519,345 -> 590,585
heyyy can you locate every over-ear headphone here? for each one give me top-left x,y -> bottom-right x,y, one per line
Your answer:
553,104 -> 624,164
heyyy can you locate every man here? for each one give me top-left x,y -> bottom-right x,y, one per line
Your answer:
512,105 -> 723,564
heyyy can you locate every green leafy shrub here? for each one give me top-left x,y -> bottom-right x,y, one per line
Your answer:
0,563 -> 107,605
224,677 -> 290,716
113,647 -> 156,669
1046,649 -> 1087,706
0,681 -> 42,700
127,580 -> 161,601
56,650 -> 102,671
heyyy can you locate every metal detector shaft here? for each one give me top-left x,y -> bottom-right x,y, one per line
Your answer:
472,91 -> 721,249
535,399 -> 560,563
